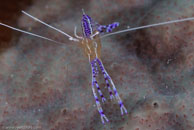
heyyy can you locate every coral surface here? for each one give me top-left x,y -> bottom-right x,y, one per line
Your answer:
0,0 -> 193,130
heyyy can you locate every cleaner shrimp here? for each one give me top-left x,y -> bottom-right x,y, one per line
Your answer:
0,9 -> 194,124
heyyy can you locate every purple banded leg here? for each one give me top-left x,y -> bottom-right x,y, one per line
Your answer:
91,59 -> 98,75
95,58 -> 114,99
97,25 -> 107,33
92,78 -> 106,103
91,85 -> 109,124
104,74 -> 114,100
97,60 -> 114,100
96,58 -> 128,115
90,62 -> 109,124
94,59 -> 99,76
107,22 -> 119,33
97,22 -> 119,33
91,61 -> 106,103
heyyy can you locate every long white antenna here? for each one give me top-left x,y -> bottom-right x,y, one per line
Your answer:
101,17 -> 194,38
0,22 -> 65,45
21,10 -> 79,42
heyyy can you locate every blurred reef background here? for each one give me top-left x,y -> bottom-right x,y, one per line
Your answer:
0,0 -> 193,130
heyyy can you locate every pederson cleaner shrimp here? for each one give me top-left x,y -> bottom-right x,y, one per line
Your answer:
0,9 -> 194,124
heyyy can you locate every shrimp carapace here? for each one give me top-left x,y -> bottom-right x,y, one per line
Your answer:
79,31 -> 102,61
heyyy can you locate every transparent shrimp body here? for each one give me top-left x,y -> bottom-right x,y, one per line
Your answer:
80,31 -> 101,62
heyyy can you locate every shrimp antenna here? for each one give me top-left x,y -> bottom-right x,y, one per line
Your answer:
21,10 -> 79,42
101,16 -> 194,38
0,22 -> 66,45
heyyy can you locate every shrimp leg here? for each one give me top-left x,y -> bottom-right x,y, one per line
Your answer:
91,60 -> 106,103
90,60 -> 109,124
95,58 -> 114,100
96,58 -> 128,115
94,59 -> 99,75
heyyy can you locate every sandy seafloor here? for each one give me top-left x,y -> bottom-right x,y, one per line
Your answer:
0,0 -> 194,130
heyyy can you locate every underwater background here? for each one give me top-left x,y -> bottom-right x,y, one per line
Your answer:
0,0 -> 194,130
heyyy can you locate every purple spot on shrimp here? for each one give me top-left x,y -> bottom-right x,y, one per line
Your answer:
107,29 -> 112,33
101,111 -> 104,115
119,103 -> 123,107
